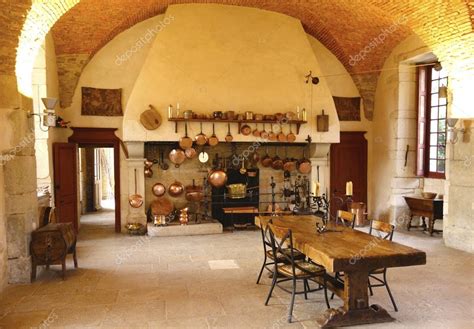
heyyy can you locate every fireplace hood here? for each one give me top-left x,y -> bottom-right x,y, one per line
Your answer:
123,4 -> 340,144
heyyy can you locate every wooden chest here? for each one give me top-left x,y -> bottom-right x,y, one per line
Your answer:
30,223 -> 78,281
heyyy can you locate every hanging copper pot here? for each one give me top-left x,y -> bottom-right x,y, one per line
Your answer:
185,147 -> 197,159
208,123 -> 219,146
144,167 -> 153,178
169,148 -> 186,168
152,182 -> 166,197
240,124 -> 252,136
168,181 -> 184,197
195,122 -> 208,146
271,147 -> 283,170
298,147 -> 312,174
179,122 -> 193,150
261,146 -> 273,167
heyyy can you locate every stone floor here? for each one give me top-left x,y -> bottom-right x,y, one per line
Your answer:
0,211 -> 473,328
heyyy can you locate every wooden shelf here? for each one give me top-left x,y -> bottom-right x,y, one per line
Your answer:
168,117 -> 307,134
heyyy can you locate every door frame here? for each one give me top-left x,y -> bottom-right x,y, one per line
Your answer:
68,127 -> 122,233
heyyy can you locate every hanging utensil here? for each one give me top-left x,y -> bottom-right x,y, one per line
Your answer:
195,122 -> 208,146
268,123 -> 277,141
208,154 -> 227,187
287,123 -> 296,143
225,123 -> 233,142
283,146 -> 296,172
185,146 -> 197,159
277,123 -> 287,142
252,123 -> 260,137
179,122 -> 193,150
168,180 -> 184,197
140,104 -> 162,130
260,123 -> 269,140
198,148 -> 209,163
239,157 -> 247,175
169,148 -> 186,168
144,167 -> 153,178
261,146 -> 272,167
129,169 -> 143,208
298,146 -> 312,174
152,182 -> 166,197
240,123 -> 252,136
160,149 -> 169,170
208,123 -> 219,146
271,146 -> 283,170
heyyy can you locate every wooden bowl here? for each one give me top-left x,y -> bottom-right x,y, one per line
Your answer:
422,192 -> 437,199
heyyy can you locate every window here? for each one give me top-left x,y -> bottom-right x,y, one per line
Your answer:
416,64 -> 448,178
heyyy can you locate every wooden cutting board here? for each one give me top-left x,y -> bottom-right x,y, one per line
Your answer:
140,105 -> 162,130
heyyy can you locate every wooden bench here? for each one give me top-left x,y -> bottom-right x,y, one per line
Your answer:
30,222 -> 77,281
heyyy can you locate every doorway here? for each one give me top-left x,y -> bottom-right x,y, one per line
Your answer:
79,147 -> 115,232
330,132 -> 368,219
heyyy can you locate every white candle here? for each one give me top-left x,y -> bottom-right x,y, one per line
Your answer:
168,104 -> 173,119
345,181 -> 353,196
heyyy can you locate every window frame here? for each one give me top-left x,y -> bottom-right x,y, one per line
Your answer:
416,64 -> 447,179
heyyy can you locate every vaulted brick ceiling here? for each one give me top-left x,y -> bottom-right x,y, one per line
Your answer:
50,0 -> 473,74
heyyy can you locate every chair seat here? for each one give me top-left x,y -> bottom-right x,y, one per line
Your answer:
278,261 -> 326,278
370,268 -> 385,274
266,248 -> 305,262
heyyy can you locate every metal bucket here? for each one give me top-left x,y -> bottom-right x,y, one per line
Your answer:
226,183 -> 247,199
350,202 -> 367,227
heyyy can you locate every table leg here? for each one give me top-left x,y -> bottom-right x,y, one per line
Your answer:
316,270 -> 394,328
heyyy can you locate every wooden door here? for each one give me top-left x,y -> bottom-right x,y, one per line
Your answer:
330,132 -> 367,218
53,143 -> 78,232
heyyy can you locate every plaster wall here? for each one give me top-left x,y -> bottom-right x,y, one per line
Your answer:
124,4 -> 340,144
54,5 -> 357,228
307,36 -> 375,213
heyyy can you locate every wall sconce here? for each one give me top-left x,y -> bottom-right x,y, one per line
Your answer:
446,118 -> 465,144
28,97 -> 59,131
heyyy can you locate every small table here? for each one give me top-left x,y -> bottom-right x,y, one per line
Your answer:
403,196 -> 443,236
256,215 -> 426,328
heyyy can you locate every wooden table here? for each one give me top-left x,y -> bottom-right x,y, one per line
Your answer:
404,196 -> 443,235
255,215 -> 426,328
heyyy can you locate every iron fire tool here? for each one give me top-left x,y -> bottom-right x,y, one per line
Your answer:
270,176 -> 277,215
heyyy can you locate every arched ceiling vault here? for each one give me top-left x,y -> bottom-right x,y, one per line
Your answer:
4,0 -> 472,117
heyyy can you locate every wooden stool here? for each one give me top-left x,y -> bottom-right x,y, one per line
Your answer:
30,222 -> 78,281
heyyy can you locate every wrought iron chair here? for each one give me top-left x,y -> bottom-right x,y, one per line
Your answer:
265,223 -> 330,323
336,210 -> 356,228
368,219 -> 398,312
256,220 -> 305,284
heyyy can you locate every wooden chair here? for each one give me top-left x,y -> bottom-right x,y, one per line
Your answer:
368,219 -> 398,312
265,223 -> 330,323
336,210 -> 356,228
256,220 -> 305,284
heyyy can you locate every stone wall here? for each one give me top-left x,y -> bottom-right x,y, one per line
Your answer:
444,124 -> 473,253
0,165 -> 7,291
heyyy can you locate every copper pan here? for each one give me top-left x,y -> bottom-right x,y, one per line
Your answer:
179,122 -> 193,150
129,169 -> 143,208
208,123 -> 219,146
195,122 -> 208,146
169,148 -> 186,168
168,180 -> 184,197
152,182 -> 166,197
185,147 -> 197,159
261,146 -> 273,167
271,147 -> 283,170
298,147 -> 312,174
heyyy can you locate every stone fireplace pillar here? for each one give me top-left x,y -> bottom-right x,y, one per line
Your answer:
125,142 -> 147,227
309,143 -> 331,197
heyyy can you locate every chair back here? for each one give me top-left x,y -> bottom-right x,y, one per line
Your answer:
336,210 -> 356,228
267,223 -> 312,277
369,219 -> 394,240
259,219 -> 274,254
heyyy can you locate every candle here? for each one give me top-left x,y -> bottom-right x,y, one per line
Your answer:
168,104 -> 173,119
296,106 -> 300,119
345,181 -> 353,196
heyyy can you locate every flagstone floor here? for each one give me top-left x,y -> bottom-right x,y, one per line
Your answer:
0,211 -> 472,328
